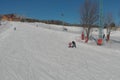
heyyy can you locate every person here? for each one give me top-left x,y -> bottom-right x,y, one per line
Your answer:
72,41 -> 76,48
36,24 -> 38,27
103,34 -> 105,39
14,27 -> 16,31
68,42 -> 72,48
106,34 -> 110,41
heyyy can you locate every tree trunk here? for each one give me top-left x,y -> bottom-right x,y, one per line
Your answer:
85,26 -> 91,43
106,26 -> 112,41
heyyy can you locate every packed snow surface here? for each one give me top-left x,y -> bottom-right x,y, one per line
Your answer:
0,22 -> 120,80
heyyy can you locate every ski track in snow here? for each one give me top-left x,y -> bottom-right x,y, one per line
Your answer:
0,22 -> 120,80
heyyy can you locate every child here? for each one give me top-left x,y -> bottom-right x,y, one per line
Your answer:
68,42 -> 72,48
72,41 -> 76,48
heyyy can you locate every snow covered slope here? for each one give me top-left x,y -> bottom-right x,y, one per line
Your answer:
0,22 -> 120,80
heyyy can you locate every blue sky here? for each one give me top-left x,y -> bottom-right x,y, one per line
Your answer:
0,0 -> 120,24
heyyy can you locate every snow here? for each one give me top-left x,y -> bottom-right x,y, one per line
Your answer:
0,21 -> 120,80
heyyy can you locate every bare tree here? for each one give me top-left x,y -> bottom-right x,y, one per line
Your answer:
80,0 -> 99,42
105,13 -> 113,33
105,13 -> 115,41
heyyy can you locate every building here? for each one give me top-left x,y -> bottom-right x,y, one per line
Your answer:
0,14 -> 22,21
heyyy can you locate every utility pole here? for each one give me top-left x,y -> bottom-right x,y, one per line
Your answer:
99,0 -> 103,39
97,0 -> 104,45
